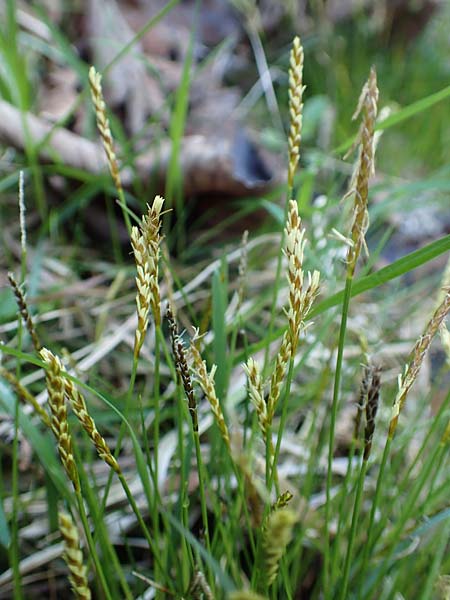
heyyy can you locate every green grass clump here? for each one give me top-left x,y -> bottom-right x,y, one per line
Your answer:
1,8 -> 450,600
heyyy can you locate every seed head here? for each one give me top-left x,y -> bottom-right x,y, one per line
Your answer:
190,339 -> 230,449
389,289 -> 450,438
263,508 -> 297,586
64,377 -> 120,473
346,67 -> 379,278
59,511 -> 91,600
287,36 -> 305,188
40,348 -> 80,492
89,66 -> 122,193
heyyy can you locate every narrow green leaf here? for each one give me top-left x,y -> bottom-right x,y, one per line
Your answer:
0,381 -> 70,501
309,234 -> 450,319
335,84 -> 450,155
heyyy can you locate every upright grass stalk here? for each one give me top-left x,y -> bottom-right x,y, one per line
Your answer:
264,35 -> 305,372
270,200 -> 320,490
167,306 -> 213,586
88,66 -> 131,235
323,66 -> 378,595
99,197 -> 163,524
339,366 -> 380,599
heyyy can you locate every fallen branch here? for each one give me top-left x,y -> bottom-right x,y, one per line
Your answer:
0,99 -> 274,196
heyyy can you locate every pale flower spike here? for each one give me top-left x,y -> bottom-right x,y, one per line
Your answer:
131,195 -> 165,359
59,512 -> 91,600
389,288 -> 450,438
346,66 -> 379,278
190,338 -> 230,449
88,66 -> 122,194
287,36 -> 305,188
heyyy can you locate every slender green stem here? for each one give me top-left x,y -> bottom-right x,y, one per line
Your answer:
339,458 -> 369,600
270,358 -> 295,495
330,436 -> 359,589
324,276 -> 353,596
192,429 -> 213,588
153,326 -> 161,495
356,435 -> 392,598
10,391 -> 23,600
118,473 -> 165,573
76,492 -> 113,600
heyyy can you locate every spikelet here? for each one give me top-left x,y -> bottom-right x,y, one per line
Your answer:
389,288 -> 450,438
287,36 -> 305,188
363,365 -> 381,460
271,490 -> 293,512
140,195 -> 164,326
190,338 -> 230,449
167,306 -> 198,432
0,366 -> 51,428
353,365 -> 371,443
58,511 -> 91,600
8,272 -> 41,352
131,226 -> 151,359
263,508 -> 297,586
40,348 -> 80,492
266,201 -> 319,429
284,200 -> 320,352
243,357 -> 268,438
346,67 -> 379,278
130,195 -> 164,355
88,66 -> 122,193
64,377 -> 120,473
